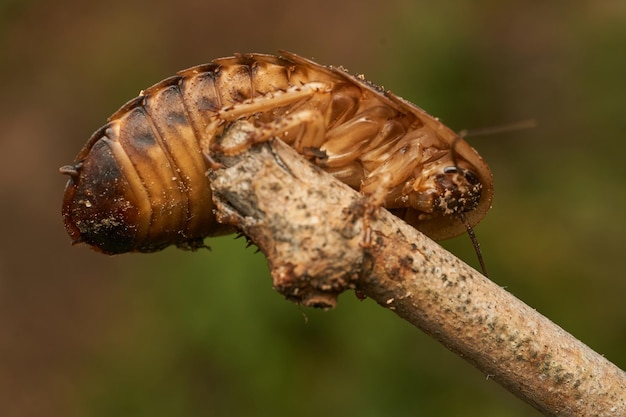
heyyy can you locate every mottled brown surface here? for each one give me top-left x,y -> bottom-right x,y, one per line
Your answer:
209,131 -> 626,416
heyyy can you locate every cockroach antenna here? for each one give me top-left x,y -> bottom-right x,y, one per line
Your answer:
458,213 -> 488,277
458,119 -> 537,139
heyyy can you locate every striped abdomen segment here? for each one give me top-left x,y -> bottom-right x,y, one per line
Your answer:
61,55 -> 317,253
61,86 -> 211,253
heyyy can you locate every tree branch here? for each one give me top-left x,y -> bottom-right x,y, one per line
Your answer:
208,122 -> 626,416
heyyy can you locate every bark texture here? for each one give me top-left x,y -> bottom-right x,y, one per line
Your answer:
208,124 -> 626,416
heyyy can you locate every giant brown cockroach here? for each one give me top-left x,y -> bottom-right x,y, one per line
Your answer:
60,51 -> 493,256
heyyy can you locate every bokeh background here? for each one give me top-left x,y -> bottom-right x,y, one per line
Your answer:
2,1 -> 625,416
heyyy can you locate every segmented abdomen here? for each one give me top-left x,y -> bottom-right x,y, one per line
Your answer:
61,52 -> 493,254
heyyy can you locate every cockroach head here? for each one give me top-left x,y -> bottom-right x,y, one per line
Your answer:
433,165 -> 482,216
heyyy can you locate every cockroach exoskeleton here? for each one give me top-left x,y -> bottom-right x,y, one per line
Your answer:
60,51 -> 493,260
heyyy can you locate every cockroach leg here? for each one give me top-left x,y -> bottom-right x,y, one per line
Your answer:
343,198 -> 374,248
215,108 -> 327,157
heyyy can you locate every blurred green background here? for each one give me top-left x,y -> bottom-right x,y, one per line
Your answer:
1,1 -> 625,416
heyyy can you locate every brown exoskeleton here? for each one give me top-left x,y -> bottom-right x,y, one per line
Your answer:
60,51 -> 493,256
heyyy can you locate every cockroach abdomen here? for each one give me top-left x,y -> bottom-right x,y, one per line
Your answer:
62,139 -> 143,254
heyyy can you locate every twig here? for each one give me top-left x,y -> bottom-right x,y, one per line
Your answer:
208,122 -> 626,416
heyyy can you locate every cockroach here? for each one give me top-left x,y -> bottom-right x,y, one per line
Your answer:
60,51 -> 493,256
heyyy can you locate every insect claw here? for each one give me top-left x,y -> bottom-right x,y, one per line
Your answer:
344,197 -> 377,249
354,290 -> 368,301
233,232 -> 256,249
302,146 -> 327,162
361,225 -> 373,248
202,150 -> 224,170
